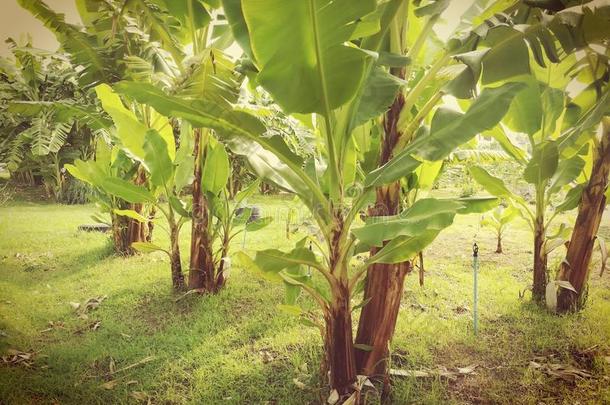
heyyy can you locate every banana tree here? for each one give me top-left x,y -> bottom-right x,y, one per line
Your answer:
556,116 -> 609,312
481,205 -> 520,253
70,84 -> 192,289
556,68 -> 610,311
0,39 -> 97,201
470,81 -> 608,302
352,0 -> 603,377
21,0 -> 252,279
17,0 -> 172,249
469,0 -> 610,303
113,1 -> 521,397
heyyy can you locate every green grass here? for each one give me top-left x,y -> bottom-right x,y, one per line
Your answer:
0,194 -> 609,404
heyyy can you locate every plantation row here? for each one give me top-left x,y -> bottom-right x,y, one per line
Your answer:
1,0 -> 609,402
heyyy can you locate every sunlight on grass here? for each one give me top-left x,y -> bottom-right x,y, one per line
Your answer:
1,197 -> 609,403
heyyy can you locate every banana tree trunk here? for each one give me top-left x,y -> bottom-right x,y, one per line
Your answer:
496,234 -> 503,254
188,129 -> 216,292
111,171 -> 149,257
557,123 -> 610,312
325,282 -> 357,396
532,215 -> 547,302
355,67 -> 409,377
214,233 -> 231,291
125,168 -> 150,254
111,212 -> 130,255
170,221 -> 185,291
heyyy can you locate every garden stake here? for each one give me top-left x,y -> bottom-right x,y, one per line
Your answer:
473,242 -> 479,335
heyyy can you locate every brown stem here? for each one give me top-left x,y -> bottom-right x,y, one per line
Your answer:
170,223 -> 185,291
496,234 -> 503,254
324,283 -> 357,396
557,123 -> 610,312
111,212 -> 130,255
188,129 -> 216,292
125,167 -> 149,254
355,66 -> 409,378
214,232 -> 231,291
532,218 -> 547,302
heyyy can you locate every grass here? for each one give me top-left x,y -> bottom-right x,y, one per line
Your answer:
0,192 -> 609,404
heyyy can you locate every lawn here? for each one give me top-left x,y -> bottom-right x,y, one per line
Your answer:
1,194 -> 609,404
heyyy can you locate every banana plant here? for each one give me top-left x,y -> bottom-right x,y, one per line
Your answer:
65,136 -> 154,255
351,0 -> 605,378
556,69 -> 610,310
556,118 -> 609,312
470,81 -> 608,302
0,38 -> 96,201
481,205 -> 520,253
468,0 -> 610,302
112,1 -> 524,397
111,0 -> 608,395
67,83 -> 188,281
86,83 -> 271,290
21,0 -> 257,286
17,0 -> 178,248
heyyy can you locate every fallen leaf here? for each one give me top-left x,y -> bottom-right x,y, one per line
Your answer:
110,356 -> 155,375
130,391 -> 148,401
327,389 -> 339,404
100,380 -> 118,390
528,358 -> 593,381
69,302 -> 81,310
1,349 -> 37,368
390,369 -> 430,378
90,321 -> 101,331
343,392 -> 357,405
457,364 -> 478,374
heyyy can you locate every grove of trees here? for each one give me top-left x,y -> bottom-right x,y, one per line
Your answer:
1,0 -> 608,403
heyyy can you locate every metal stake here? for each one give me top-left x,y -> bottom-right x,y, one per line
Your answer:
473,242 -> 479,335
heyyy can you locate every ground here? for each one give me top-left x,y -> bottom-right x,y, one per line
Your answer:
0,193 -> 609,404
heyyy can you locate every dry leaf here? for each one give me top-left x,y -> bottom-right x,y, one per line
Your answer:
529,358 -> 593,381
343,392 -> 357,405
390,369 -> 430,378
390,365 -> 477,380
130,391 -> 148,401
327,389 -> 339,404
458,365 -> 478,374
1,349 -> 37,368
100,380 -> 118,390
90,321 -> 101,331
110,356 -> 155,375
69,302 -> 81,310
